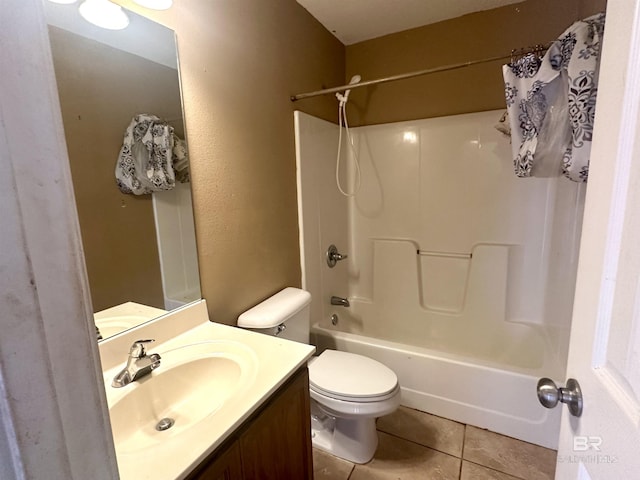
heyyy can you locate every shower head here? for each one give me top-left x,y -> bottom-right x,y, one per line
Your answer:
336,74 -> 362,105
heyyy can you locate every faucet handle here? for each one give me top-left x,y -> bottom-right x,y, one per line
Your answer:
327,244 -> 349,268
129,339 -> 155,358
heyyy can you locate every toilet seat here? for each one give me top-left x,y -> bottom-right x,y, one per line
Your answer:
311,383 -> 399,403
311,383 -> 401,419
309,350 -> 398,402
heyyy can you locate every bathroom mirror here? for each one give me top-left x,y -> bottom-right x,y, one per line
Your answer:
45,2 -> 201,341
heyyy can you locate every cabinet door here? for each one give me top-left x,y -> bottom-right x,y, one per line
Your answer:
239,369 -> 313,479
190,442 -> 242,480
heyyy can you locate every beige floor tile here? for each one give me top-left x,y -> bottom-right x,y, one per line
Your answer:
377,406 -> 465,457
463,426 -> 556,480
350,431 -> 461,480
461,461 -> 522,480
313,448 -> 354,480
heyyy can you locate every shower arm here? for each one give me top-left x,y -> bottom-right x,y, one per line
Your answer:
290,44 -> 552,102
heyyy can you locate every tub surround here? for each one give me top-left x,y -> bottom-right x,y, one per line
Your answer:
296,110 -> 584,375
296,109 -> 585,449
98,300 -> 315,479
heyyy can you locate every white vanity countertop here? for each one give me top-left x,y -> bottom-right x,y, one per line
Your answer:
94,301 -> 168,339
98,300 -> 315,480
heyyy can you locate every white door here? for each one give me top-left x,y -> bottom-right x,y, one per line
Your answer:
554,0 -> 640,478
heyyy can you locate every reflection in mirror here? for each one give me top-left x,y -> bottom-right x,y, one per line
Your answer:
45,2 -> 201,341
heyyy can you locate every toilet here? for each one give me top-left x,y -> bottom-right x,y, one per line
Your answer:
238,287 -> 400,464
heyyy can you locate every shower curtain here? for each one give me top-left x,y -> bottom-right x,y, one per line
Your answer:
503,13 -> 605,182
116,113 -> 176,195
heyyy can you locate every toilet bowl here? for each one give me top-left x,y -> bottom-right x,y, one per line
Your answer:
308,350 -> 400,463
237,287 -> 400,464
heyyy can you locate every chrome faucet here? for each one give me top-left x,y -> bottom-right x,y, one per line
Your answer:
112,339 -> 161,388
331,296 -> 350,307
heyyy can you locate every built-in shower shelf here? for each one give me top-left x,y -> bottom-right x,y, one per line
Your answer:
417,250 -> 472,259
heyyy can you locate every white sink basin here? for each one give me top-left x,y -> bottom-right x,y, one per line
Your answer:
108,340 -> 257,454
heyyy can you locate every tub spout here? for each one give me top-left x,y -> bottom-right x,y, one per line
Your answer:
331,296 -> 350,307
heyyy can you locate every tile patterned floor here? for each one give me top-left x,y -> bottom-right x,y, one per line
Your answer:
313,406 -> 557,480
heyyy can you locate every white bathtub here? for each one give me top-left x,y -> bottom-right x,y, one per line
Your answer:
312,322 -> 562,450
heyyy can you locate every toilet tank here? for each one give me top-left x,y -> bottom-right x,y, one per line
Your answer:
237,287 -> 311,344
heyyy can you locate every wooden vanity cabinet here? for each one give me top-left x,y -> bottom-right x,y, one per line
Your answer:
191,442 -> 242,480
186,367 -> 313,480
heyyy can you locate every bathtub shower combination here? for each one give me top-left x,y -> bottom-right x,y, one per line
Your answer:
295,110 -> 586,449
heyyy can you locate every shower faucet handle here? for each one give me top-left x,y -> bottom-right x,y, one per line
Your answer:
327,244 -> 348,268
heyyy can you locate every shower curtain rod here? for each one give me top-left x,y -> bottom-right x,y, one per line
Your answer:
290,43 -> 551,102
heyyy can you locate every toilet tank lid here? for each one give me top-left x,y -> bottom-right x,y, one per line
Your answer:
237,287 -> 311,329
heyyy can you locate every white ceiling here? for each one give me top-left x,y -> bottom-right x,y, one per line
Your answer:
297,0 -> 524,45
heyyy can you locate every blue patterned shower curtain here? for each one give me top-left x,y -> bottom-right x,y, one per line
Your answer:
503,13 -> 605,182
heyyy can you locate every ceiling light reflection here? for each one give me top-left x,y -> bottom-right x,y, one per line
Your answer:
79,0 -> 129,30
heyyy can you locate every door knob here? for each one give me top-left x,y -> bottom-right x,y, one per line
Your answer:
537,377 -> 583,417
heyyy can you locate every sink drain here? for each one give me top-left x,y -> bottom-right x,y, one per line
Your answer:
155,417 -> 175,431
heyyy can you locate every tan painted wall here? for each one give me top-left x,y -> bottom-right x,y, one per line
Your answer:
49,26 -> 182,312
111,0 -> 345,324
345,0 -> 607,126
99,0 -> 607,325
